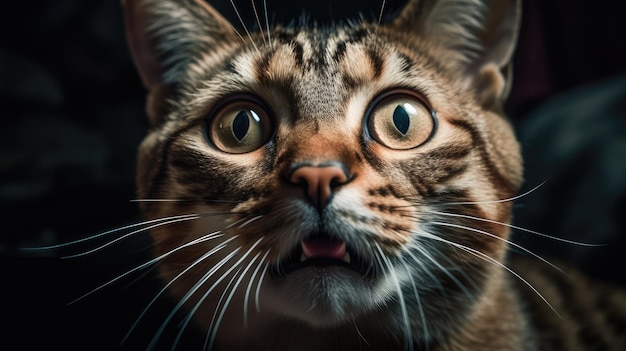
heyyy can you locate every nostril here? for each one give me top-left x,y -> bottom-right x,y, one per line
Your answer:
329,176 -> 344,189
289,164 -> 350,209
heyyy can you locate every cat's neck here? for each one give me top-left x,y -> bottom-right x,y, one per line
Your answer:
212,270 -> 536,351
440,272 -> 537,351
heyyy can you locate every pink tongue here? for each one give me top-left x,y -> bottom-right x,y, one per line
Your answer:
301,238 -> 346,260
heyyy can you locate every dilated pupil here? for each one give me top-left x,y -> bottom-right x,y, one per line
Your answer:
232,110 -> 250,141
392,105 -> 410,135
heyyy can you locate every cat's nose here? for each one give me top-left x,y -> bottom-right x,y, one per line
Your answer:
289,163 -> 349,209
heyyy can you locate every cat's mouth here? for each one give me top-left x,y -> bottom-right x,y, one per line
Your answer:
278,233 -> 373,277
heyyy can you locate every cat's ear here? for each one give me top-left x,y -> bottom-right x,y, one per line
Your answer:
391,0 -> 521,110
122,0 -> 237,123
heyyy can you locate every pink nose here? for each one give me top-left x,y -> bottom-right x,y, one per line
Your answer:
289,165 -> 349,208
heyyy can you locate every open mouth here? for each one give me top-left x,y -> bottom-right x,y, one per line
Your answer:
278,233 -> 374,277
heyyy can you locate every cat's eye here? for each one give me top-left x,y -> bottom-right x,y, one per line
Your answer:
207,100 -> 272,154
366,92 -> 436,150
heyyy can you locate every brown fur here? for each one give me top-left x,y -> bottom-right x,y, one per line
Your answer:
121,0 -> 625,350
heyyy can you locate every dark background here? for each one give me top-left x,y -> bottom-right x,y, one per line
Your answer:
1,0 -> 625,349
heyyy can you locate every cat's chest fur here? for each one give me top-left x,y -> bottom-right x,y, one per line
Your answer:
120,0 -> 626,350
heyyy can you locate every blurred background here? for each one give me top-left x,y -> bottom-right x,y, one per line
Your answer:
1,0 -> 625,349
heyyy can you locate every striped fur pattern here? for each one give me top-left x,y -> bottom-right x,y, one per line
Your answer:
121,0 -> 625,350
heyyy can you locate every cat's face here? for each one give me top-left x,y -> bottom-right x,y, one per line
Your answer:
125,0 -> 522,346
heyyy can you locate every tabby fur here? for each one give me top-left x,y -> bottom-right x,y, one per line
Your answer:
121,0 -> 626,349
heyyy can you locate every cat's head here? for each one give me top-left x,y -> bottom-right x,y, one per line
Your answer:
124,0 -> 522,345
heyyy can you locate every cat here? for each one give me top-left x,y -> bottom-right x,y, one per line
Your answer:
116,0 -> 626,350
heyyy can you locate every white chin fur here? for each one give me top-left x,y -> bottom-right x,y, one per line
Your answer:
262,268 -> 393,327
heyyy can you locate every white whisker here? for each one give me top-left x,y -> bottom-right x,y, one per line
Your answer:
378,0 -> 387,24
206,249 -> 262,351
230,23 -> 249,47
419,232 -> 562,319
170,237 -> 265,350
428,210 -> 604,247
374,243 -> 413,351
427,242 -> 481,295
147,248 -> 242,350
122,234 -> 236,344
431,221 -> 564,274
229,0 -> 261,54
21,213 -> 198,251
263,0 -> 271,46
202,268 -> 242,351
70,231 -> 225,305
401,260 -> 429,345
237,215 -> 263,229
224,215 -> 258,230
62,215 -> 200,258
250,0 -> 267,44
255,262 -> 269,313
404,242 -> 471,299
444,181 -> 548,206
244,250 -> 270,329
353,321 -> 371,346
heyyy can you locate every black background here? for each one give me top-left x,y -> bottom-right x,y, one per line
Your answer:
1,0 -> 625,349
